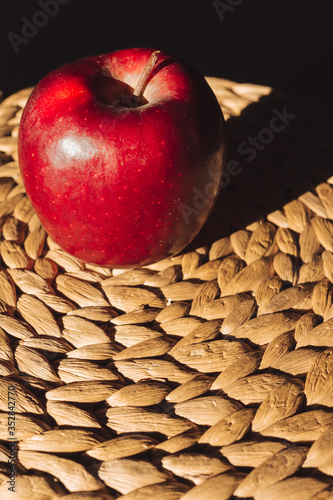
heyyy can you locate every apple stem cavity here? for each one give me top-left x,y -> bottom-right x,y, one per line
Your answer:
132,50 -> 160,105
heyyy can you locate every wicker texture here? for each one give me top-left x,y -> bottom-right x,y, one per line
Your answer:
0,77 -> 333,499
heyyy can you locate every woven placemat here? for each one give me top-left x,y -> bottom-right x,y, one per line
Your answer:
0,77 -> 333,500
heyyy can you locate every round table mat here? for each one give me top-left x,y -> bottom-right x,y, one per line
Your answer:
0,78 -> 333,499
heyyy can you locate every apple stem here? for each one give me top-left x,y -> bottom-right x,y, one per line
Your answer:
132,50 -> 161,103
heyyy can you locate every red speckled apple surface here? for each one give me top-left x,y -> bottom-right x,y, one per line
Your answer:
18,48 -> 226,267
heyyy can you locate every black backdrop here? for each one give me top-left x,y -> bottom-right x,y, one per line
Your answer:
1,0 -> 333,103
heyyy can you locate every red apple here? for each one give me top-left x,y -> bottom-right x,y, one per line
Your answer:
18,48 -> 226,268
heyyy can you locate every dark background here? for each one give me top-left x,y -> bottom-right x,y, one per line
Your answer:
1,0 -> 332,104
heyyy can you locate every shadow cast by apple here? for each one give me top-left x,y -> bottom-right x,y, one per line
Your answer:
190,88 -> 333,250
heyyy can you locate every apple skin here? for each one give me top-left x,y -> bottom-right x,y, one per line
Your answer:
18,48 -> 226,268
